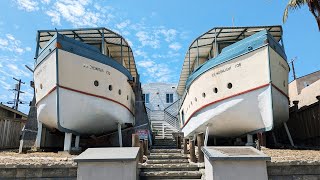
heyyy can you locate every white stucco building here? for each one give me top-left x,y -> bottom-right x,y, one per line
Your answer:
142,83 -> 180,138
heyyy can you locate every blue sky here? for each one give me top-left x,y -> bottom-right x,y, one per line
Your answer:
0,0 -> 319,114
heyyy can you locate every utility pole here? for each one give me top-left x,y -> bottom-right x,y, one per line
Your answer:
7,77 -> 26,110
290,57 -> 298,80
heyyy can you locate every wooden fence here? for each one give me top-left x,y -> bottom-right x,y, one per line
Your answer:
272,96 -> 320,147
0,118 -> 26,149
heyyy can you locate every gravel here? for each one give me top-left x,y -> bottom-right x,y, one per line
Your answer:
262,147 -> 320,163
0,151 -> 76,167
0,148 -> 319,167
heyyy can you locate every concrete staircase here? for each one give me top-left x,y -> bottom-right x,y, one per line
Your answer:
151,121 -> 176,139
152,138 -> 177,149
140,149 -> 202,180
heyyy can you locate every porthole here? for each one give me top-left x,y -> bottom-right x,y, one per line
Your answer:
283,81 -> 286,87
191,101 -> 193,105
195,97 -> 197,102
109,85 -> 112,91
202,93 -> 206,98
213,88 -> 218,93
118,89 -> 121,95
40,84 -> 43,89
94,80 -> 99,87
127,95 -> 129,100
227,83 -> 232,89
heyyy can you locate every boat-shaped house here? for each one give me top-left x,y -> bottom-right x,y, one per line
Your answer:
177,26 -> 290,141
33,28 -> 138,149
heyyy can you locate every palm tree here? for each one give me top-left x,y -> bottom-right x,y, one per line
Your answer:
283,0 -> 320,31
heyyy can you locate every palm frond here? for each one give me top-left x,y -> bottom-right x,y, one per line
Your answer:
283,0 -> 308,22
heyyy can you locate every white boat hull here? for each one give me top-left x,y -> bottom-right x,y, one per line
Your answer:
180,46 -> 289,137
34,49 -> 135,135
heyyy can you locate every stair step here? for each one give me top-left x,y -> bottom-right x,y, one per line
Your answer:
151,146 -> 178,149
150,149 -> 182,153
140,171 -> 202,179
146,159 -> 189,164
139,164 -> 199,172
148,154 -> 188,159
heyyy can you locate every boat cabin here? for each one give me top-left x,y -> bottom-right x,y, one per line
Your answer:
34,27 -> 137,81
177,26 -> 284,96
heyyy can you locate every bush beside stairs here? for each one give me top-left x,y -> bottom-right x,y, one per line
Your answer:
139,138 -> 204,180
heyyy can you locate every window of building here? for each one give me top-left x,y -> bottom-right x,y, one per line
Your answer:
143,93 -> 150,103
166,93 -> 174,103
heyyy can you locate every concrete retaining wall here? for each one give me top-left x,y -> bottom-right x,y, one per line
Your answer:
0,161 -> 319,179
0,164 -> 77,179
267,162 -> 320,180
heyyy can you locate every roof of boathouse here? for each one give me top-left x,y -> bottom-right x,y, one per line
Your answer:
177,25 -> 283,95
36,27 -> 137,79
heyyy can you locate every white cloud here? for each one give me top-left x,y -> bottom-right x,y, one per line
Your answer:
135,49 -> 148,58
136,31 -> 160,49
157,28 -> 177,42
0,38 -> 8,46
25,47 -> 32,51
137,60 -> 172,82
169,42 -> 182,51
45,0 -> 114,27
6,64 -> 31,78
0,79 -> 11,90
41,0 -> 50,4
116,20 -> 130,30
16,0 -> 39,12
0,34 -> 25,54
6,34 -> 15,41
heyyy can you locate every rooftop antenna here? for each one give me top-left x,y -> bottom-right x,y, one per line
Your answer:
6,77 -> 27,110
289,57 -> 298,80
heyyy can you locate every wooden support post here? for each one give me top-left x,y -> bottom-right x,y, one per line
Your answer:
183,138 -> 188,154
143,139 -> 148,156
132,134 -> 140,147
139,140 -> 144,163
197,133 -> 204,163
177,135 -> 182,149
189,140 -> 196,163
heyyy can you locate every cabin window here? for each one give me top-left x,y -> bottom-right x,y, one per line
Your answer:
40,84 -> 43,89
143,93 -> 150,104
213,88 -> 218,93
109,85 -> 112,91
94,81 -> 99,87
195,97 -> 197,102
283,81 -> 286,87
202,93 -> 206,98
227,83 -> 232,89
166,93 -> 173,103
118,89 -> 121,95
127,95 -> 129,100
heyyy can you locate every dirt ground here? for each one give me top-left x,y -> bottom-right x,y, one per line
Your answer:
0,150 -> 76,166
0,148 -> 319,166
262,147 -> 320,162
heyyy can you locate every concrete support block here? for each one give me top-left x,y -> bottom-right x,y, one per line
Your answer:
75,135 -> 80,149
64,133 -> 72,152
35,122 -> 43,148
75,147 -> 140,180
202,146 -> 270,180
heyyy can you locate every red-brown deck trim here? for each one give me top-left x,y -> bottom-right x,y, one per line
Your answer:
181,83 -> 289,129
36,85 -> 134,115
